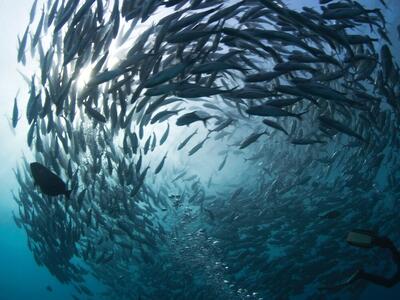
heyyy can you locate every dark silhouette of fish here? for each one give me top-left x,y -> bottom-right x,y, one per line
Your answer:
30,162 -> 71,198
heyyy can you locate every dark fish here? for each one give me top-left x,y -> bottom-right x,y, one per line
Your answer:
262,119 -> 288,135
32,9 -> 44,48
209,118 -> 234,133
175,84 -> 234,98
380,44 -> 393,82
245,71 -> 283,83
144,62 -> 190,88
239,131 -> 268,149
319,116 -> 366,142
166,30 -> 218,44
160,124 -> 169,145
17,26 -> 29,63
188,134 -> 210,156
246,105 -> 306,120
218,154 -> 228,171
30,162 -> 71,198
265,97 -> 302,108
167,5 -> 222,32
191,62 -> 246,74
12,95 -> 20,128
177,129 -> 198,150
291,138 -> 326,145
84,104 -> 107,123
397,24 -> 400,40
176,111 -> 212,126
155,153 -> 167,174
151,109 -> 182,124
29,0 -> 38,24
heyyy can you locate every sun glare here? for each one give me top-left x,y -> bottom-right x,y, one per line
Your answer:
76,64 -> 94,91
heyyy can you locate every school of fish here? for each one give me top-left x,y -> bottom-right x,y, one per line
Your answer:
11,0 -> 400,299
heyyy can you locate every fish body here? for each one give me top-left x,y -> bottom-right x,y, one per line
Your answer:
155,153 -> 168,174
176,111 -> 212,126
12,96 -> 19,128
178,129 -> 198,150
188,134 -> 209,156
262,119 -> 288,135
239,131 -> 267,149
319,116 -> 366,142
247,105 -> 306,120
30,162 -> 71,198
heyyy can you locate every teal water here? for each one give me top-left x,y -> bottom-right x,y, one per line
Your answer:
1,0 -> 400,299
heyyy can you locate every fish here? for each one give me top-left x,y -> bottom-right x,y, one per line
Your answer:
262,119 -> 288,135
291,138 -> 327,145
265,97 -> 302,108
144,61 -> 191,88
319,115 -> 366,142
167,5 -> 222,32
209,118 -> 234,133
218,154 -> 228,171
84,103 -> 107,123
54,0 -> 80,33
160,123 -> 170,145
29,0 -> 38,24
246,105 -> 306,120
397,24 -> 400,39
191,62 -> 247,75
17,26 -> 29,64
174,84 -> 236,98
30,162 -> 72,198
188,134 -> 210,156
151,109 -> 182,124
166,30 -> 218,44
12,94 -> 20,128
176,111 -> 213,127
177,129 -> 198,150
245,71 -> 283,83
380,44 -> 393,83
32,9 -> 44,48
154,153 -> 168,174
239,131 -> 268,149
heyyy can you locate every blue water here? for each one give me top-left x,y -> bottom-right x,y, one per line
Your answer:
1,0 -> 400,299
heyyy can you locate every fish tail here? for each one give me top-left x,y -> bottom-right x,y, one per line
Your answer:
203,116 -> 213,127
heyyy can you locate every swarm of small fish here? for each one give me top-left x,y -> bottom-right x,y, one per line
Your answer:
11,0 -> 400,299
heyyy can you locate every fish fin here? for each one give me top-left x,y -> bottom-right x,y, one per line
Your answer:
65,190 -> 72,199
202,117 -> 212,127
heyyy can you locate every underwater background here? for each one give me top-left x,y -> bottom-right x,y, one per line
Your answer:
1,0 -> 400,299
